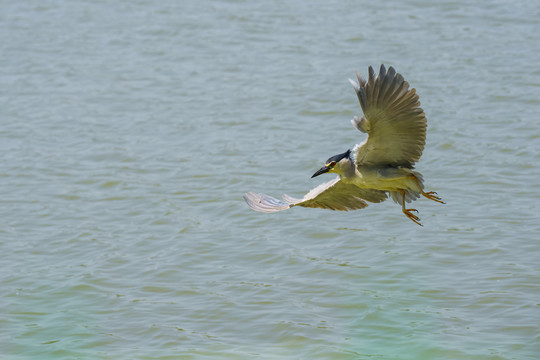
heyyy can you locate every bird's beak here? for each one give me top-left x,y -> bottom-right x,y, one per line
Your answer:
311,165 -> 330,178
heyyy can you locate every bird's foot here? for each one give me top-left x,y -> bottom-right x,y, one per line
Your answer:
403,208 -> 423,226
422,191 -> 445,204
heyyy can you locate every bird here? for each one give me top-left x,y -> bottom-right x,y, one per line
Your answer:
243,64 -> 444,226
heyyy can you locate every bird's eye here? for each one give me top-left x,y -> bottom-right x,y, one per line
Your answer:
329,161 -> 336,167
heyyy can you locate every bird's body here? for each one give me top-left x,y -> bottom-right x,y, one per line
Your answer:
243,65 -> 444,225
334,160 -> 407,191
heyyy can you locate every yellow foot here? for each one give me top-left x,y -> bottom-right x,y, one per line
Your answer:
403,208 -> 423,226
423,191 -> 445,204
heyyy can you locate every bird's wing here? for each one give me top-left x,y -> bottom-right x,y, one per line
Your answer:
349,64 -> 427,168
243,192 -> 291,213
244,177 -> 387,213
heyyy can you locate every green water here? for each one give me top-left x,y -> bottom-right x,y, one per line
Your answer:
1,1 -> 539,359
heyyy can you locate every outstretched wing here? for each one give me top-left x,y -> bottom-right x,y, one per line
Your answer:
243,177 -> 387,213
349,64 -> 427,168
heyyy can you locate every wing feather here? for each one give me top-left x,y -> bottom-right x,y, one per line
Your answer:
352,65 -> 427,168
244,178 -> 387,213
243,192 -> 290,213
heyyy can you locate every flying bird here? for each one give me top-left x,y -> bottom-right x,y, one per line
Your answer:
243,65 -> 444,226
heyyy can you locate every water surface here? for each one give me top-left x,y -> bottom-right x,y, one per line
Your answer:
1,1 -> 539,359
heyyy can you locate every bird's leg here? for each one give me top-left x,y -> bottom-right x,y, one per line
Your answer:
423,191 -> 445,203
399,190 -> 422,226
410,176 -> 445,204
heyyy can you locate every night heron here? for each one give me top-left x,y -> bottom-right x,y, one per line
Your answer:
243,65 -> 444,226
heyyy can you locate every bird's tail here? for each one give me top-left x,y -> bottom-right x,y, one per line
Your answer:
389,171 -> 424,204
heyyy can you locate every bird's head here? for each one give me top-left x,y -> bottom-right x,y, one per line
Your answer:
311,149 -> 351,178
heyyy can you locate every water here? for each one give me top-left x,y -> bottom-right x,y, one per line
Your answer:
1,1 -> 539,359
